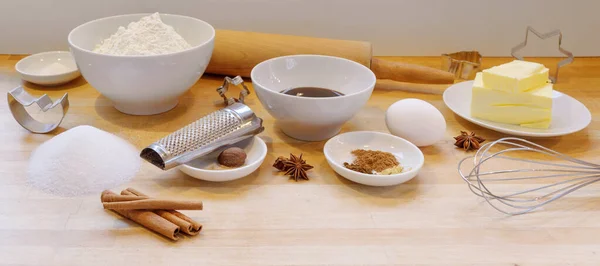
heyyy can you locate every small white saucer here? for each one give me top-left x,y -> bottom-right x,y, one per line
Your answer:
324,131 -> 424,187
443,81 -> 592,137
15,51 -> 81,86
179,136 -> 267,182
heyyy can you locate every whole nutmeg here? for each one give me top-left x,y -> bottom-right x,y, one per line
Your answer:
217,147 -> 247,167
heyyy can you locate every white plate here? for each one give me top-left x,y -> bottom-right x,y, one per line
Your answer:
179,136 -> 267,182
443,81 -> 591,137
324,131 -> 424,187
15,51 -> 81,86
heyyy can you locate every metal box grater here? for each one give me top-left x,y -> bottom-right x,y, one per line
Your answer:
140,103 -> 264,170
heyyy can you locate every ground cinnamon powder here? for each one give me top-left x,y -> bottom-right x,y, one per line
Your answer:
343,149 -> 399,174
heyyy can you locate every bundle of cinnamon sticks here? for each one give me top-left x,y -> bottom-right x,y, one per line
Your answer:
101,188 -> 203,241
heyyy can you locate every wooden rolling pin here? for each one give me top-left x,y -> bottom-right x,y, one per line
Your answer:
207,30 -> 455,87
375,80 -> 451,95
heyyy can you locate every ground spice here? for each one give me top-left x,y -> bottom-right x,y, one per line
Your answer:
343,149 -> 399,174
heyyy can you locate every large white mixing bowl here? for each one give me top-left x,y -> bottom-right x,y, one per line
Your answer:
68,13 -> 215,115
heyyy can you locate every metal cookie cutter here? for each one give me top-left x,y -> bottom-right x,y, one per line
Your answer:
511,26 -> 574,83
216,76 -> 250,105
441,51 -> 482,80
7,86 -> 69,133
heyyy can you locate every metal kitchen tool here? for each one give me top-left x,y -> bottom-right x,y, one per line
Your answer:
7,86 -> 69,133
216,76 -> 250,105
441,51 -> 482,80
140,103 -> 264,170
511,26 -> 574,83
458,137 -> 600,215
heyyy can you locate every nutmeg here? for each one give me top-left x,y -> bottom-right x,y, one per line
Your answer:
217,147 -> 247,167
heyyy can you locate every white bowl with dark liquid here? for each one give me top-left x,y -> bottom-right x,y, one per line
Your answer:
251,55 -> 376,141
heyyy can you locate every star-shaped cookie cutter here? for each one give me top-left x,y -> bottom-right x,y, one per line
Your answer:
511,26 -> 574,83
216,76 -> 250,106
7,86 -> 69,133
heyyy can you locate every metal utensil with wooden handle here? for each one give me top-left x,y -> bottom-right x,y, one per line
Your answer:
206,30 -> 454,92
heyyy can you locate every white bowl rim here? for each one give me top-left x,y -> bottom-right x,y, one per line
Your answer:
180,136 -> 268,173
15,51 -> 79,77
67,13 -> 215,58
324,131 -> 425,179
250,54 -> 376,100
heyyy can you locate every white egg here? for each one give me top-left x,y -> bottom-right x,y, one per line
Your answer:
385,98 -> 447,147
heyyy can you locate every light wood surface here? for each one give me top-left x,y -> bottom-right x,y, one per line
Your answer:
208,30 -> 455,84
1,55 -> 599,265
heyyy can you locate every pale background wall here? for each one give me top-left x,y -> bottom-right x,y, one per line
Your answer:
0,0 -> 598,56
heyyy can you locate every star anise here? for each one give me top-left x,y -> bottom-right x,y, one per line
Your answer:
282,153 -> 313,181
454,131 -> 485,151
273,156 -> 290,171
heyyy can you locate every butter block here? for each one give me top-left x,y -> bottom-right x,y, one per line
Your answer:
482,60 -> 549,93
473,73 -> 553,109
471,73 -> 553,128
521,120 -> 551,129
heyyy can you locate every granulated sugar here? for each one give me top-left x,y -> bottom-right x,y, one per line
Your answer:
27,125 -> 140,196
93,12 -> 192,56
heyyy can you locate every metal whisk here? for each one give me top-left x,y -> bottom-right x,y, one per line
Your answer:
458,137 -> 600,215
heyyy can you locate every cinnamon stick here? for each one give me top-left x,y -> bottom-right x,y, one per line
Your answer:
121,190 -> 199,236
101,190 -> 148,202
102,199 -> 203,211
101,191 -> 180,241
125,188 -> 203,234
167,211 -> 203,233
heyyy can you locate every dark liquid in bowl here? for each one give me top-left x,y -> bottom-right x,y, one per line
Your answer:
280,87 -> 344,97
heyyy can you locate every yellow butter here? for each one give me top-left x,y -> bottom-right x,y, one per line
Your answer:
471,73 -> 553,129
520,120 -> 551,129
473,73 -> 553,108
482,60 -> 549,93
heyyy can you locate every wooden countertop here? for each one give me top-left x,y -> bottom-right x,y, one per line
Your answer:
1,55 -> 599,265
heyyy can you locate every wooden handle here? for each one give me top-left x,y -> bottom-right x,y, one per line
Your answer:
207,30 -> 454,85
375,79 -> 450,95
371,57 -> 455,84
207,30 -> 372,78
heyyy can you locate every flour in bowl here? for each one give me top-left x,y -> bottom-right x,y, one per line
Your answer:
94,12 -> 192,55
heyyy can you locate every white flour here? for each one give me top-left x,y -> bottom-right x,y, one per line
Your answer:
94,12 -> 192,55
27,125 -> 140,197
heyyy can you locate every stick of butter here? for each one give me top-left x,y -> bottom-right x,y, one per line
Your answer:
482,60 -> 549,93
471,73 -> 553,129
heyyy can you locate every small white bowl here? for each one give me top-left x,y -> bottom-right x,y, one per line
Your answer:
251,55 -> 376,141
179,136 -> 267,182
324,131 -> 424,186
15,51 -> 81,86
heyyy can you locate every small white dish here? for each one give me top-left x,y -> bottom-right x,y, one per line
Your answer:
15,51 -> 81,86
324,131 -> 424,187
443,80 -> 592,137
179,136 -> 267,182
